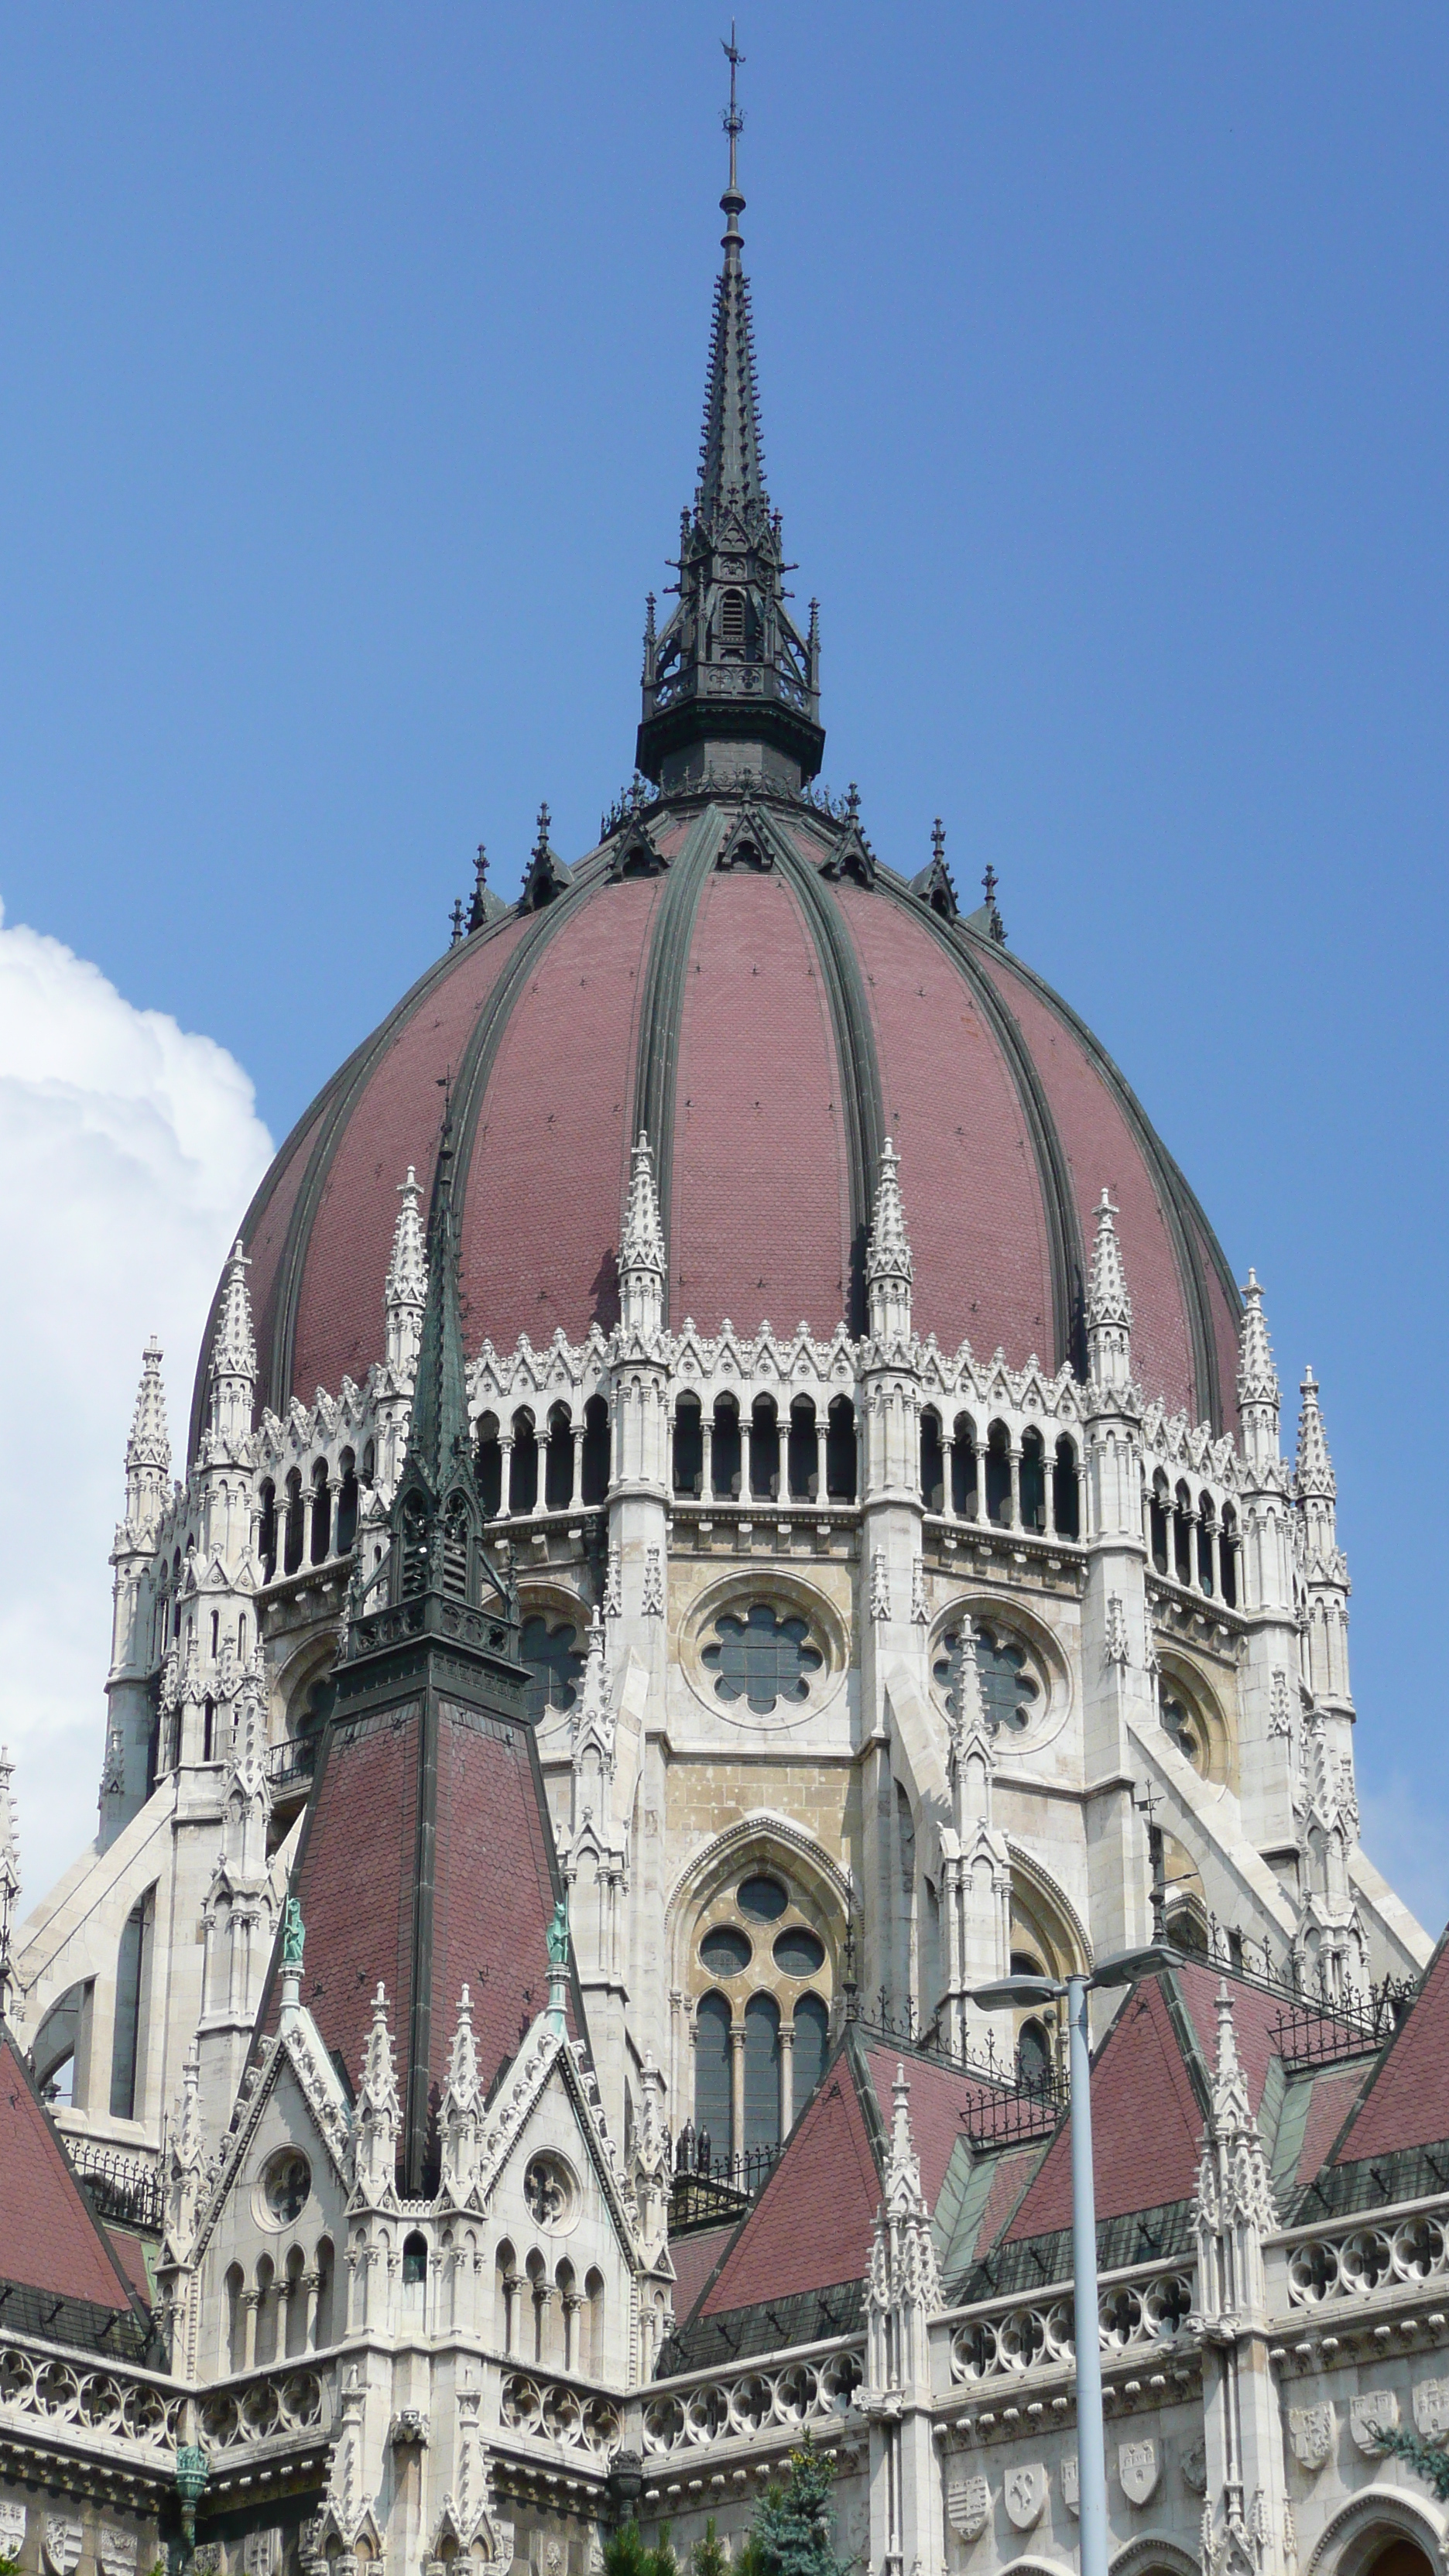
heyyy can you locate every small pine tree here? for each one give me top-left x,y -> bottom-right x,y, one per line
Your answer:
747,2445 -> 845,2576
691,2522 -> 731,2576
604,2523 -> 680,2576
1370,2424 -> 1449,2502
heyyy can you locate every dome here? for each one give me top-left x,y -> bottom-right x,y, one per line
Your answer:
192,797 -> 1239,1451
190,135 -> 1240,1451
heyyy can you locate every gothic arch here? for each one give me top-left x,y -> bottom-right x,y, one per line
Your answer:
1308,2491 -> 1447,2576
663,1814 -> 853,2109
1112,2542 -> 1199,2576
1005,1838 -> 1092,1978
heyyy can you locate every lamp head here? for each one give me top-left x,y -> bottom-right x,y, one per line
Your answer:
969,1975 -> 1065,2010
1088,1941 -> 1181,1992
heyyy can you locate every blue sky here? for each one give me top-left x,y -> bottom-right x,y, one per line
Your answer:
1,5 -> 1446,1920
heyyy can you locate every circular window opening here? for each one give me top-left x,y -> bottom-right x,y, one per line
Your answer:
738,1875 -> 788,1922
523,2153 -> 576,2232
772,1927 -> 825,1977
933,1622 -> 1041,1736
702,1604 -> 823,1715
700,1926 -> 753,1975
262,2150 -> 311,2225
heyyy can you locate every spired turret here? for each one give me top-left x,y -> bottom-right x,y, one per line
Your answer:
636,41 -> 823,791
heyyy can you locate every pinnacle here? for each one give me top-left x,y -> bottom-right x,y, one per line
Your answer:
1086,1188 -> 1132,1332
211,1240 -> 257,1382
386,1166 -> 429,1309
1236,1268 -> 1279,1409
444,1985 -> 481,2115
126,1336 -> 171,1475
359,1982 -> 402,2122
866,1137 -> 913,1285
621,1131 -> 667,1277
696,244 -> 767,528
0,1742 -> 20,1978
1296,1366 -> 1337,1499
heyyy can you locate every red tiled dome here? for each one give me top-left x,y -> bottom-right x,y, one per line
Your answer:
191,796 -> 1240,1449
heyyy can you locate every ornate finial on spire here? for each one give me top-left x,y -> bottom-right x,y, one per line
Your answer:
620,1131 -> 668,1336
129,1338 -> 169,1464
912,823 -> 957,923
1086,1187 -> 1133,1391
0,1745 -> 19,2019
1296,1366 -> 1336,1500
212,1242 -> 257,1382
721,22 -> 745,240
352,1982 -> 402,2200
1236,1267 -> 1282,1475
866,1137 -> 913,1340
385,1166 -> 429,1376
444,1985 -> 481,2119
980,864 -> 1005,944
450,899 -> 464,946
1194,1983 -> 1277,2330
122,1336 -> 171,1535
402,1115 -> 473,1498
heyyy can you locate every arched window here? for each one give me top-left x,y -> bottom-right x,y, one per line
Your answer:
285,2245 -> 307,2358
792,1993 -> 829,2116
258,1481 -> 276,1582
509,1410 -> 538,1515
544,1404 -> 574,1510
555,2256 -> 577,2369
743,1994 -> 781,2153
254,2253 -> 277,2368
985,1421 -> 1012,1526
1219,1503 -> 1238,1608
475,1413 -> 502,1518
495,2238 -> 518,2355
1173,1481 -> 1193,1586
283,1470 -> 304,1576
225,2263 -> 246,2375
786,1397 -> 817,1500
581,1395 -> 611,1505
203,1696 -> 216,1762
1197,1493 -> 1216,1595
920,1409 -> 944,1513
826,1396 -> 857,1501
314,2237 -> 335,2348
526,2249 -> 548,2365
310,1461 -> 331,1565
32,1981 -> 90,2105
1149,1472 -> 1170,1575
443,1494 -> 471,1600
951,1414 -> 978,1519
694,1992 -> 732,2162
584,2266 -> 605,2376
402,2230 -> 428,2286
748,1395 -> 780,1500
721,587 -> 745,652
1053,1436 -> 1080,1540
673,1395 -> 704,1496
210,1609 -> 220,1660
1017,2018 -> 1053,2092
111,1893 -> 150,2120
712,1395 -> 742,1499
1019,1428 -> 1046,1533
335,1450 -> 358,1554
361,1439 -> 375,1487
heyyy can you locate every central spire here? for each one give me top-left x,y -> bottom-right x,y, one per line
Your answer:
636,33 -> 824,793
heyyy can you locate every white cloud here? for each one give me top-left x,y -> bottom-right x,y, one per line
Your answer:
0,900 -> 272,1911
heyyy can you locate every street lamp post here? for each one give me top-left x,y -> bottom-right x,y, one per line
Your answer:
969,1943 -> 1179,2576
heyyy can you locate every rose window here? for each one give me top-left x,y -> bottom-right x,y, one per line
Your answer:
933,1624 -> 1040,1735
519,1615 -> 587,1726
702,1604 -> 823,1714
523,2154 -> 573,2229
262,2150 -> 311,2223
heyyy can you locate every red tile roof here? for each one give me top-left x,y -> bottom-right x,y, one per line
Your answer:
1330,1930 -> 1449,2164
702,2054 -> 881,2314
1002,1980 -> 1206,2239
668,2222 -> 742,2325
198,827 -> 1241,1437
862,2045 -> 1009,2210
0,2023 -> 149,2314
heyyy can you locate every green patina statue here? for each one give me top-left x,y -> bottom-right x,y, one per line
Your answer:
546,1894 -> 570,1970
282,1894 -> 305,1971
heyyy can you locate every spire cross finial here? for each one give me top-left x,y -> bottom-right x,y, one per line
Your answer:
721,25 -> 745,241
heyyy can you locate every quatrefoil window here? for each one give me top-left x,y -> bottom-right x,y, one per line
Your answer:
522,2153 -> 574,2230
933,1624 -> 1041,1735
702,1604 -> 823,1715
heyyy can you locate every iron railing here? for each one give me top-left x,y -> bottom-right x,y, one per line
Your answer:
66,2140 -> 164,2233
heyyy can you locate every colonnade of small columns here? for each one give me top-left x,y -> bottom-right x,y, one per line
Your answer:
918,1410 -> 1084,1542
222,2238 -> 335,2375
1145,1469 -> 1239,1607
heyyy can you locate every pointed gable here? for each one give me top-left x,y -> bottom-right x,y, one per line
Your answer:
1326,1926 -> 1449,2166
1002,1977 -> 1206,2243
0,2020 -> 153,2352
702,2048 -> 881,2320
